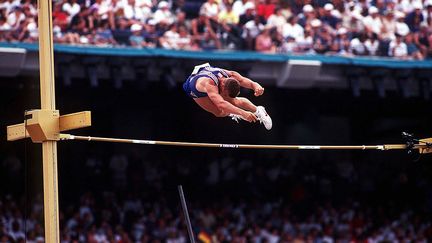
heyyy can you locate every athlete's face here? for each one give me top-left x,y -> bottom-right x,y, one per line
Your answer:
220,78 -> 240,99
219,78 -> 230,98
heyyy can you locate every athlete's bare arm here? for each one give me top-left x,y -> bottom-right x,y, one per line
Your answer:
226,70 -> 265,96
204,78 -> 257,122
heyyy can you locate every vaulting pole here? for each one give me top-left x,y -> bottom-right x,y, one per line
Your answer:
38,1 -> 60,242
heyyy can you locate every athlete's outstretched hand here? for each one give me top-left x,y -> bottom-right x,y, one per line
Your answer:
254,83 -> 264,96
242,111 -> 258,123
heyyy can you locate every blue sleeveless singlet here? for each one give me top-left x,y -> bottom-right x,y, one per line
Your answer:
183,65 -> 230,98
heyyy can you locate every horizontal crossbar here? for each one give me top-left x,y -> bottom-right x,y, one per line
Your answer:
59,134 -> 430,152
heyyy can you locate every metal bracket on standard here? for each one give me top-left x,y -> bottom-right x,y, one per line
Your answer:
419,138 -> 432,154
7,110 -> 91,143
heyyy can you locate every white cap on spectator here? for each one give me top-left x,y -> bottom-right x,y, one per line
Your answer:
148,19 -> 157,25
426,0 -> 432,7
324,3 -> 334,11
28,22 -> 38,38
303,4 -> 314,12
395,11 -> 405,19
244,2 -> 255,10
412,1 -> 423,9
80,36 -> 89,44
158,1 -> 169,9
311,19 -> 321,27
28,22 -> 36,30
337,27 -> 347,35
396,26 -> 409,36
368,6 -> 379,14
131,23 -> 142,31
351,10 -> 363,20
331,9 -> 341,18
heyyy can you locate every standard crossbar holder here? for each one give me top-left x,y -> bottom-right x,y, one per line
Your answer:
419,138 -> 432,154
7,110 -> 91,143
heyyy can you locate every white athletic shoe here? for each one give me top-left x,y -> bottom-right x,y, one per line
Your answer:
255,106 -> 272,130
229,114 -> 243,123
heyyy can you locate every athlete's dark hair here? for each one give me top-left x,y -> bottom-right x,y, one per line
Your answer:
225,78 -> 240,98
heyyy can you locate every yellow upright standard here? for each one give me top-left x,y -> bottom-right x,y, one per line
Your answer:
7,1 -> 92,241
38,1 -> 59,242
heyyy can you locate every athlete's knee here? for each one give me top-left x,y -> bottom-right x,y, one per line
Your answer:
213,110 -> 227,117
235,97 -> 250,105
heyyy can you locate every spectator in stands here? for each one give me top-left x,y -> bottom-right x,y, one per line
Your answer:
93,19 -> 116,46
62,0 -> 81,20
396,11 -> 410,37
159,23 -> 180,49
282,16 -> 304,42
7,15 -> 27,41
405,32 -> 424,59
0,15 -> 11,36
21,1 -> 35,17
279,1 -> 293,19
232,0 -> 250,17
191,11 -> 221,49
153,1 -> 175,26
311,20 -> 332,54
143,19 -> 162,48
177,26 -> 200,50
415,23 -> 432,57
53,3 -> 69,32
123,0 -> 152,23
200,0 -> 220,22
345,9 -> 365,35
405,1 -> 424,32
218,3 -> 242,49
174,11 -> 189,30
255,26 -> 276,53
90,0 -> 111,21
331,27 -> 351,55
320,3 -> 340,29
350,33 -> 369,56
389,32 -> 408,58
69,14 -> 93,44
0,1 -> 8,14
242,12 -> 265,50
129,23 -> 146,47
25,16 -> 37,42
266,7 -> 286,33
238,2 -> 259,27
364,32 -> 380,56
112,17 -> 132,46
7,6 -> 24,30
296,28 -> 314,52
219,2 -> 240,26
363,6 -> 383,35
256,0 -> 275,20
298,4 -> 315,28
424,1 -> 432,27
280,35 -> 298,53
8,220 -> 25,242
381,10 -> 397,41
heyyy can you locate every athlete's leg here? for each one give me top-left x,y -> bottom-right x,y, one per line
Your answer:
226,97 -> 257,113
226,97 -> 272,130
193,97 -> 228,117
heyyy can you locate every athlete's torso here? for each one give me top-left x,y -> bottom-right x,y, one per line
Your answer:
183,64 -> 230,98
194,66 -> 230,93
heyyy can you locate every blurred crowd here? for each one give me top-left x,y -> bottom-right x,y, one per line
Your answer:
1,148 -> 432,242
0,192 -> 431,243
0,0 -> 432,59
